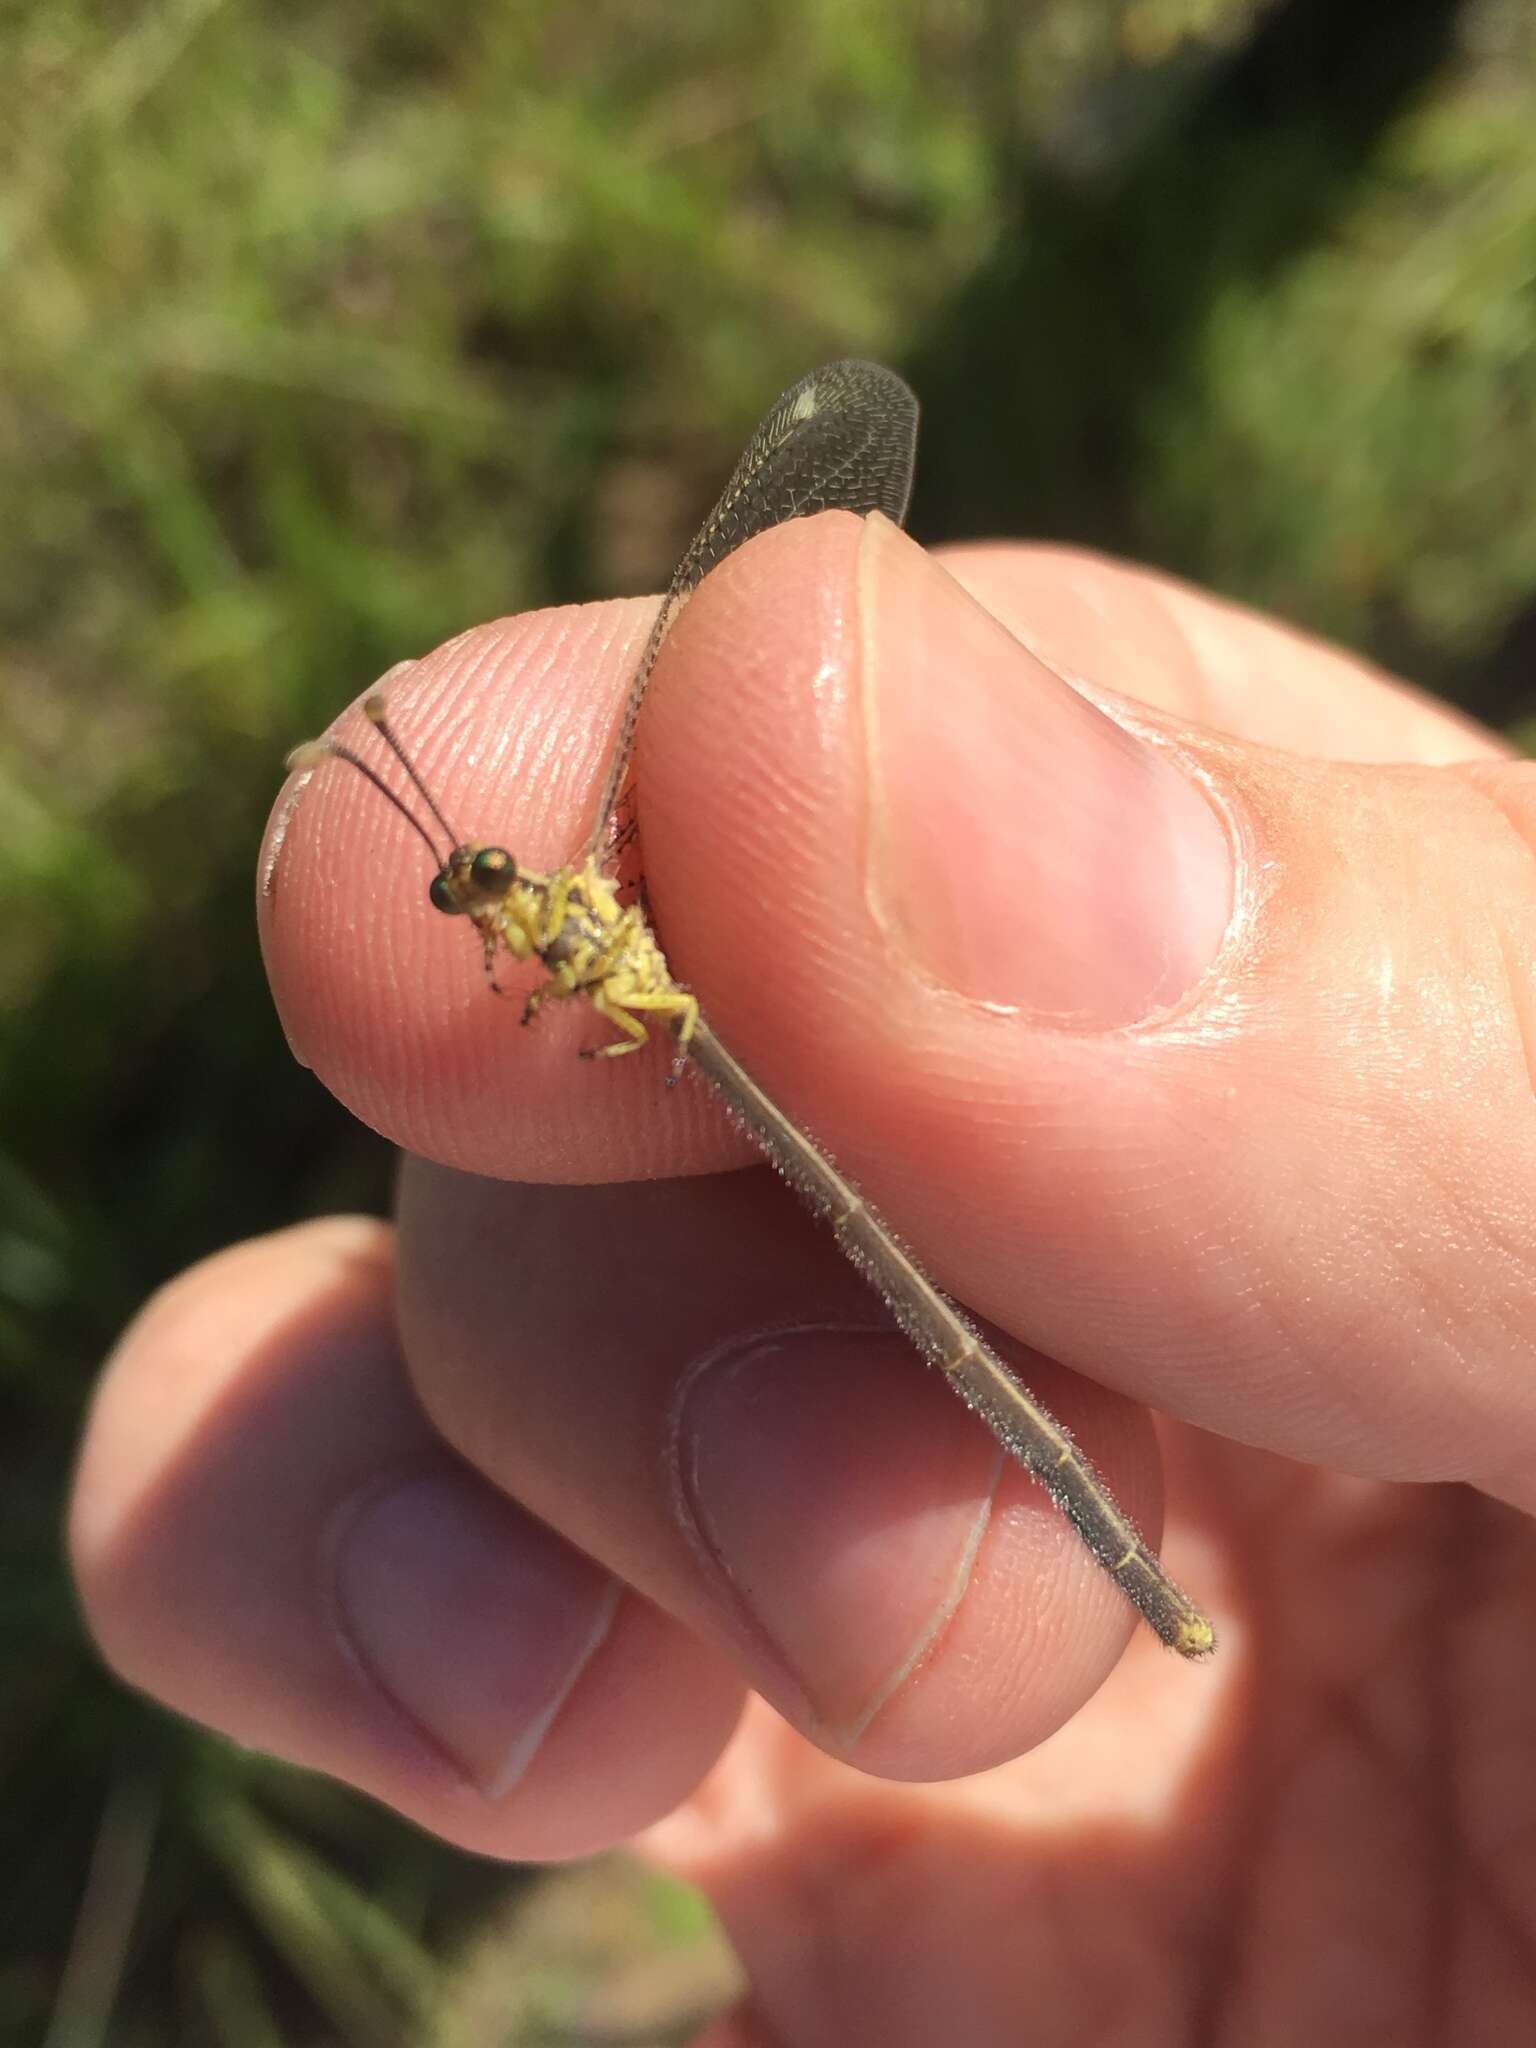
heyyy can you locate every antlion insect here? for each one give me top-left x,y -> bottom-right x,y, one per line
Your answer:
287,359 -> 1215,1660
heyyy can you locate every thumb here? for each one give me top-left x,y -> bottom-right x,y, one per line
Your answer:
638,511 -> 1536,1514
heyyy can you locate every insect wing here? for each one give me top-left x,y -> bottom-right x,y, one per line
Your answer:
586,358 -> 919,863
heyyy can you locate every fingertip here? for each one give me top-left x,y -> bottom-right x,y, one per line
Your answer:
72,1217 -> 395,1592
258,608 -> 741,1185
74,1217 -> 747,1859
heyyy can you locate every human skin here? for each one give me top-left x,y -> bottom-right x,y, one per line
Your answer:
74,514 -> 1536,2043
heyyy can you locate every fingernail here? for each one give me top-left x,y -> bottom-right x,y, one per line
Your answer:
859,516 -> 1234,1026
669,1328 -> 997,1748
330,1466 -> 619,1800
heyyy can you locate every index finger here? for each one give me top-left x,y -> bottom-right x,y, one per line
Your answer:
260,596 -> 750,1185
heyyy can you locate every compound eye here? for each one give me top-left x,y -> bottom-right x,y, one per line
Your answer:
470,847 -> 516,896
429,872 -> 464,915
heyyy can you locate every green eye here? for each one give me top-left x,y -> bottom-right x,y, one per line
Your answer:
471,847 -> 515,894
428,873 -> 462,915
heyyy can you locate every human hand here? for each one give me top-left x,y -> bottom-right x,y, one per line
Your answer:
74,514 -> 1536,2041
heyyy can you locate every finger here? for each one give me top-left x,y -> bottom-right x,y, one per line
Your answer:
261,610 -> 742,1183
391,1153 -> 1194,1779
70,1220 -> 743,1858
638,511 -> 1536,1511
936,542 -> 1510,765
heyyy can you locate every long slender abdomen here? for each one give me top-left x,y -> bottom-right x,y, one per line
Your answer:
681,1019 -> 1214,1658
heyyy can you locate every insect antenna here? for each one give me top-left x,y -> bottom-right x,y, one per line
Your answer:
285,691 -> 461,870
357,693 -> 463,852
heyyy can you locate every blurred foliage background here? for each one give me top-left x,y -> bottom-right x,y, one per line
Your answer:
4,0 -> 1535,2040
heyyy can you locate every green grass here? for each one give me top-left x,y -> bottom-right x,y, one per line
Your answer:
4,1 -> 1535,2039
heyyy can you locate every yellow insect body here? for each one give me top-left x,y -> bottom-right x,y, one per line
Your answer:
429,841 -> 699,1062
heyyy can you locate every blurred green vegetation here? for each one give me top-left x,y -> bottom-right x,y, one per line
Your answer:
3,0 -> 1534,2039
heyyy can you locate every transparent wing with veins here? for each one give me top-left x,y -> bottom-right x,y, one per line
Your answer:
582,358 -> 919,869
